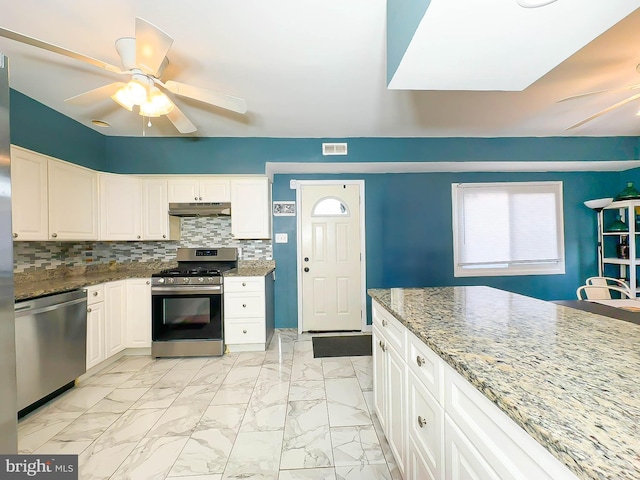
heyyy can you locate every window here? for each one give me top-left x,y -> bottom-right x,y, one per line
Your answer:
452,181 -> 565,277
312,197 -> 349,216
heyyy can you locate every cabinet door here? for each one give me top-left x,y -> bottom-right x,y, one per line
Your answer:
48,159 -> 98,240
231,177 -> 271,239
386,343 -> 407,477
10,146 -> 49,241
445,417 -> 500,480
86,302 -> 105,370
168,178 -> 201,203
104,280 -> 126,358
125,278 -> 152,348
372,326 -> 386,431
99,174 -> 142,240
142,179 -> 170,240
200,178 -> 231,202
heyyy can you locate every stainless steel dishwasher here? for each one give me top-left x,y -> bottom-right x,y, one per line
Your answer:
14,289 -> 87,412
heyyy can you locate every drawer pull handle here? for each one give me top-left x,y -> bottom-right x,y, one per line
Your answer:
379,340 -> 386,352
93,291 -> 98,297
418,416 -> 427,428
416,356 -> 425,367
243,329 -> 247,334
381,319 -> 387,327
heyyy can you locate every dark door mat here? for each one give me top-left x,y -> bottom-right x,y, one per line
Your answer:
312,334 -> 372,358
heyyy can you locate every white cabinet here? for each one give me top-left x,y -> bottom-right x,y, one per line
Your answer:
125,278 -> 151,348
224,274 -> 275,351
104,280 -> 126,357
168,178 -> 231,203
85,284 -> 106,370
371,300 -> 579,480
231,177 -> 271,239
48,158 -> 98,240
99,173 -> 142,241
142,178 -> 179,240
10,146 -> 49,240
372,306 -> 407,478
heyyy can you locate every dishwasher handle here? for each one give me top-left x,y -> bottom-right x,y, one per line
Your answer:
15,297 -> 87,318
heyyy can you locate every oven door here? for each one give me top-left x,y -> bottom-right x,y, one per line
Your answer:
151,286 -> 223,342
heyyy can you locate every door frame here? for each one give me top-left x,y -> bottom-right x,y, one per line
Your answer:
293,179 -> 367,334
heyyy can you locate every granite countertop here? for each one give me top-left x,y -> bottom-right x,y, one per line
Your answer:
15,260 -> 276,301
368,286 -> 640,480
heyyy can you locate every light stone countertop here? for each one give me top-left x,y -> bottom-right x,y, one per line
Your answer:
14,260 -> 275,301
368,286 -> 640,480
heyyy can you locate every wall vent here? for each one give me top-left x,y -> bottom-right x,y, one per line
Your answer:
322,143 -> 348,156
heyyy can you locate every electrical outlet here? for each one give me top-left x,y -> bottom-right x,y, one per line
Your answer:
275,233 -> 288,243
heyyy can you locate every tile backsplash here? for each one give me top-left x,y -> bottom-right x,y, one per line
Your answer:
14,217 -> 272,273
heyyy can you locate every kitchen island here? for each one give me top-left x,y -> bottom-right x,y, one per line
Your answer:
368,286 -> 639,480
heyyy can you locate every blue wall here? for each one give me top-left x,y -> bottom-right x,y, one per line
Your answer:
9,90 -> 106,170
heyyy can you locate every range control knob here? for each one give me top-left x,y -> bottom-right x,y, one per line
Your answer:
183,278 -> 191,284
168,278 -> 175,284
198,277 -> 205,283
157,278 -> 165,284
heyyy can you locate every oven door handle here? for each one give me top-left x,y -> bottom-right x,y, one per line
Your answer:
151,286 -> 222,295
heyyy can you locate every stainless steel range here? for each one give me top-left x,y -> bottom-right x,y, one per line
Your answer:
151,247 -> 238,357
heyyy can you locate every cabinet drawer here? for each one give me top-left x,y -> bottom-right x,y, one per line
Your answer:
372,302 -> 406,352
408,331 -> 443,404
408,370 -> 444,480
224,292 -> 265,317
224,276 -> 264,293
225,321 -> 265,344
85,284 -> 104,305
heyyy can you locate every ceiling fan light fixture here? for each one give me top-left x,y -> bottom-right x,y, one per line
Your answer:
125,76 -> 150,105
111,87 -> 135,111
139,86 -> 174,117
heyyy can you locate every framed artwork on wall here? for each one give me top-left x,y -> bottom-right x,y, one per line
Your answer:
273,201 -> 296,216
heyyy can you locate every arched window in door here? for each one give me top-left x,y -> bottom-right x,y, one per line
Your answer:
312,197 -> 350,216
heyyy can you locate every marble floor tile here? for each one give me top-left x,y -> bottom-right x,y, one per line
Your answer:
173,384 -> 220,407
86,387 -> 149,414
85,371 -> 136,386
351,357 -> 374,390
79,439 -> 139,480
107,355 -> 154,373
325,378 -> 372,427
335,464 -> 392,480
168,475 -> 222,480
211,384 -> 255,405
51,412 -> 122,442
174,356 -> 212,370
130,387 -> 182,409
234,351 -> 267,367
18,411 -> 78,453
362,391 -> 375,415
146,403 -> 208,437
34,439 -> 93,455
170,427 -> 237,476
189,361 -> 234,387
280,400 -> 333,469
92,408 -> 165,447
330,425 -> 386,467
322,358 -> 356,379
291,360 -> 324,382
196,404 -> 246,432
43,386 -> 115,414
118,369 -> 169,388
278,468 -> 337,480
223,430 -> 284,480
289,380 -> 326,402
154,367 -> 198,388
111,435 -> 189,480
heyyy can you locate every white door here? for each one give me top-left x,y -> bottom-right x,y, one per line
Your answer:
300,183 -> 362,331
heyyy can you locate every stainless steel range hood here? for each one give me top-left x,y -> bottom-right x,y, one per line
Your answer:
168,202 -> 231,217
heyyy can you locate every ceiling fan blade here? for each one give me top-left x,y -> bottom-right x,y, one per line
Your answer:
163,80 -> 247,114
135,17 -> 173,77
558,84 -> 640,103
65,82 -> 126,105
0,26 -> 124,75
166,103 -> 196,134
566,93 -> 640,130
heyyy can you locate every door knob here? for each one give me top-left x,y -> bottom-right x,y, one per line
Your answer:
304,267 -> 309,272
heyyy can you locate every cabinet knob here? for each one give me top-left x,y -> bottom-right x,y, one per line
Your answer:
418,416 -> 427,428
51,233 -> 57,238
93,291 -> 98,296
87,307 -> 92,313
242,329 -> 247,334
304,267 -> 310,272
195,197 -> 198,201
162,235 -> 166,239
381,319 -> 387,327
416,356 -> 425,367
12,233 -> 17,238
137,235 -> 141,239
146,281 -> 150,285
199,197 -> 202,201
242,282 -> 246,286
242,304 -> 247,308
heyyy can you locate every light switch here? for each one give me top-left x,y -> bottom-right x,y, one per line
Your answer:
275,233 -> 288,243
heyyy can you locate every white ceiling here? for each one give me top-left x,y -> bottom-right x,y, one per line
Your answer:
1,0 -> 640,138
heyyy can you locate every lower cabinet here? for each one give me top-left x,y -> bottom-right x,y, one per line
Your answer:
224,273 -> 275,351
85,278 -> 152,370
371,300 -> 579,480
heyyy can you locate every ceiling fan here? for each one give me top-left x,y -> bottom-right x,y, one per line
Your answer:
0,18 -> 248,134
558,66 -> 640,130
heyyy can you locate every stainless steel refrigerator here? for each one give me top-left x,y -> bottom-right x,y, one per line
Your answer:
0,53 -> 18,453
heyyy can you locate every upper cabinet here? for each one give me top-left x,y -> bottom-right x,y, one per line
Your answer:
142,178 -> 180,241
100,173 -> 142,241
168,178 -> 231,203
10,146 -> 49,240
231,177 -> 271,239
48,157 -> 99,241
